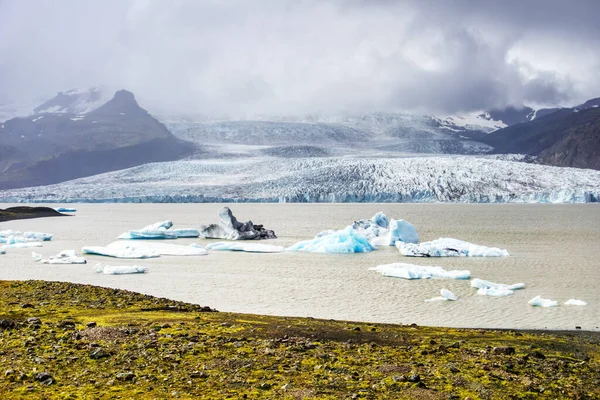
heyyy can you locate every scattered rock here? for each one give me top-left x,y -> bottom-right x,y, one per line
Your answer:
407,373 -> 421,383
87,322 -> 97,328
57,320 -> 76,329
20,303 -> 35,309
258,382 -> 272,390
0,319 -> 16,330
493,346 -> 516,355
116,372 -> 136,381
531,350 -> 546,360
190,371 -> 208,379
27,317 -> 41,325
35,372 -> 54,386
89,348 -> 111,359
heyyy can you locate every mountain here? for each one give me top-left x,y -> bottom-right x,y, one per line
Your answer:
0,90 -> 194,189
482,104 -> 600,170
32,87 -> 111,115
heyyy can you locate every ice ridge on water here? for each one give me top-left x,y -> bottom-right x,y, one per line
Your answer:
203,242 -> 285,253
2,156 -> 599,203
369,263 -> 470,280
397,238 -> 509,257
32,250 -> 86,264
118,220 -> 199,240
528,296 -> 558,307
471,278 -> 525,296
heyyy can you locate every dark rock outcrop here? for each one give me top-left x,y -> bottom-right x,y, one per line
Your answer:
199,207 -> 276,240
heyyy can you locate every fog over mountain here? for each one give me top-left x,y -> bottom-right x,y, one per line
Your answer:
0,0 -> 599,117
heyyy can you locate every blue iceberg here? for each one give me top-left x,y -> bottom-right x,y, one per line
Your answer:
118,220 -> 199,240
288,226 -> 376,253
55,207 -> 77,213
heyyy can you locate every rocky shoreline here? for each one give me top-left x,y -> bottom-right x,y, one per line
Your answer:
0,280 -> 598,398
0,206 -> 68,223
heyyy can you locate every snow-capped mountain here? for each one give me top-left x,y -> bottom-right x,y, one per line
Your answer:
32,87 -> 112,115
1,155 -> 598,203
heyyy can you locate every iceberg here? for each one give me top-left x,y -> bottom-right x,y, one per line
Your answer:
170,228 -> 200,238
204,241 -> 285,253
350,213 -> 418,246
288,226 -> 376,253
477,287 -> 514,297
35,250 -> 87,264
199,207 -> 277,240
470,278 -> 525,291
425,289 -> 458,302
23,232 -> 53,241
0,231 -> 52,243
397,238 -> 509,257
95,264 -> 148,275
55,207 -> 77,213
528,296 -> 558,307
564,299 -> 587,306
84,241 -> 207,258
118,220 -> 177,240
0,250 -> 5,255
1,242 -> 43,250
369,263 -> 470,280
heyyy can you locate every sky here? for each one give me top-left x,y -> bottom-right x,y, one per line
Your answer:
0,0 -> 599,117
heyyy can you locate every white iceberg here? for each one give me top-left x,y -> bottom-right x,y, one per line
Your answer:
288,226 -> 376,253
35,250 -> 87,264
83,241 -> 207,258
477,287 -> 515,297
564,299 -> 587,306
204,242 -> 285,253
55,207 -> 77,213
425,289 -> 458,302
528,296 -> 558,307
118,220 -> 199,239
95,264 -> 148,275
470,278 -> 525,291
1,242 -> 43,250
397,238 -> 509,257
0,231 -> 52,244
369,263 -> 470,280
23,232 -> 53,241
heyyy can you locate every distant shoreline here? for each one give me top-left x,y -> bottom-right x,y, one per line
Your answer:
0,206 -> 68,222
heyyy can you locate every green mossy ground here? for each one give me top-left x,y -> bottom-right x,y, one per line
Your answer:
1,280 -> 599,399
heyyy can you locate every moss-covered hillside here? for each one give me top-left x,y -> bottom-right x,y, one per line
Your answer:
0,281 -> 599,399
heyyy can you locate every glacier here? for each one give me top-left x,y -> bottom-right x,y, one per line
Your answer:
369,263 -> 470,280
397,238 -> 509,257
288,226 -> 377,253
1,156 -> 599,204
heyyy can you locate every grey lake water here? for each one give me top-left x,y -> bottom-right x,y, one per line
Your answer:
1,203 -> 599,331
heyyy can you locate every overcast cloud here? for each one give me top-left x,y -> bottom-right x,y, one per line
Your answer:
0,0 -> 598,116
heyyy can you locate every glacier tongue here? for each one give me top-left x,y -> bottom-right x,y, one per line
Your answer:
0,156 -> 599,203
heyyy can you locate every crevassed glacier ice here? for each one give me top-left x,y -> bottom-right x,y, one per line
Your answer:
477,287 -> 514,297
397,238 -> 509,257
204,242 -> 285,253
564,299 -> 587,306
288,226 -> 376,253
96,264 -> 148,275
369,263 -> 470,280
470,278 -> 525,291
35,250 -> 87,264
528,296 -> 558,307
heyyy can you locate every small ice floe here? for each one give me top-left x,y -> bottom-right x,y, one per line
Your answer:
288,226 -> 376,253
471,278 -> 525,296
425,288 -> 459,302
0,231 -> 52,244
95,264 -> 148,275
83,241 -> 207,258
0,249 -> 5,255
33,250 -> 87,264
1,242 -> 43,250
528,296 -> 558,307
397,238 -> 509,257
55,207 -> 77,213
118,220 -> 199,239
564,299 -> 587,306
369,263 -> 470,280
204,242 -> 285,253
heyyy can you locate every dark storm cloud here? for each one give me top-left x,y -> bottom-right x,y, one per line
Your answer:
0,0 -> 598,116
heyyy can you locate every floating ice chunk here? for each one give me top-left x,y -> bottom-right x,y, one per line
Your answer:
82,244 -> 160,259
205,241 -> 285,253
387,219 -> 419,245
441,288 -> 458,300
23,232 -> 53,241
369,263 -> 470,280
424,296 -> 449,302
1,242 -> 43,250
397,238 -> 509,257
170,228 -> 200,238
199,207 -> 276,240
37,250 -> 87,264
32,252 -> 42,261
477,287 -> 514,297
470,278 -> 525,291
55,207 -> 77,213
288,226 -> 376,253
528,296 -> 558,307
95,264 -> 148,275
87,241 -> 207,257
564,299 -> 587,306
0,249 -> 5,255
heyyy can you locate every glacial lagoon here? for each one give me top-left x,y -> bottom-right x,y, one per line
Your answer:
1,203 -> 599,331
